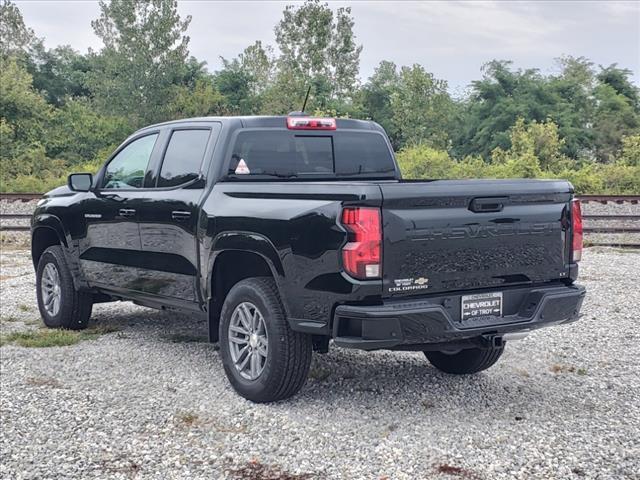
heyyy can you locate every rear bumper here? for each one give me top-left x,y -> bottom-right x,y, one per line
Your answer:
332,283 -> 586,350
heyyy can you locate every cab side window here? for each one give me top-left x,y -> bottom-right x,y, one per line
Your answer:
157,129 -> 211,188
102,134 -> 158,189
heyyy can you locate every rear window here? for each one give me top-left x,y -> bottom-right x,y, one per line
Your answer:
158,129 -> 210,187
228,130 -> 395,179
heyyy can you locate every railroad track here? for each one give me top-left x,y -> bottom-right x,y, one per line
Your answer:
578,195 -> 640,204
2,193 -> 639,248
2,193 -> 639,203
0,193 -> 43,202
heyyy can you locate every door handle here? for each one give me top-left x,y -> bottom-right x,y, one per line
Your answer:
171,210 -> 191,221
118,208 -> 136,217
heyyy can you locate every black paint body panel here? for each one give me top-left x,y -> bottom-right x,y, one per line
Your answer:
31,116 -> 584,349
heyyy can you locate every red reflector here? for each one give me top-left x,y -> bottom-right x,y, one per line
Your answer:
571,199 -> 583,262
286,117 -> 336,130
341,207 -> 382,279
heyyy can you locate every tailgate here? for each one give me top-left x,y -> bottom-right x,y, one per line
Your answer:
380,179 -> 572,297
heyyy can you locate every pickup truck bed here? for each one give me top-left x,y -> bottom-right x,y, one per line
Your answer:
31,114 -> 585,402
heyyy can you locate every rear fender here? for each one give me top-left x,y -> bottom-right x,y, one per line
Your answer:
206,231 -> 285,302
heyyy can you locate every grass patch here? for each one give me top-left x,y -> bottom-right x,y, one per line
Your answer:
2,329 -> 85,347
18,304 -> 31,312
0,324 -> 120,348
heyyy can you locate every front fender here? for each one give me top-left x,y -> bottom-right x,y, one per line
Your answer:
32,214 -> 88,290
32,213 -> 69,248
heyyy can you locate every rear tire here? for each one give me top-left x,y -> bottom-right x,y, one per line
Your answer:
219,277 -> 312,403
424,346 -> 504,374
36,246 -> 92,330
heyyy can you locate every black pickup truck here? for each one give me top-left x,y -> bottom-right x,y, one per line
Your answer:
31,114 -> 586,402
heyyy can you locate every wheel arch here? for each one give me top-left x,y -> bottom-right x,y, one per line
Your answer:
31,222 -> 67,269
205,232 -> 286,342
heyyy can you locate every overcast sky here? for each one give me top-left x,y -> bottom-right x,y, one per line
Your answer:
16,0 -> 640,94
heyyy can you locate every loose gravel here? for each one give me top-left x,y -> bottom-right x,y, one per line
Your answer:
1,247 -> 639,480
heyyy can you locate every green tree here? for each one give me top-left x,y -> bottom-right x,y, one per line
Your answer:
390,64 -> 453,149
490,118 -> 544,178
274,0 -> 362,109
0,0 -> 41,59
455,61 -> 557,160
591,65 -> 640,162
46,98 -> 131,164
360,61 -> 400,144
169,77 -> 225,118
238,41 -> 275,95
0,58 -> 51,167
547,56 -> 596,158
396,145 -> 455,179
360,61 -> 454,149
215,41 -> 275,114
87,0 -> 192,124
28,45 -> 93,106
619,134 -> 640,167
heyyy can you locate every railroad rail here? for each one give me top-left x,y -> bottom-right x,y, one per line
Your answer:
578,195 -> 640,204
2,193 -> 639,248
0,193 -> 42,201
2,193 -> 639,203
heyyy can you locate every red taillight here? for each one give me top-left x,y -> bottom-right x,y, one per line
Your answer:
286,117 -> 336,130
571,199 -> 583,262
341,207 -> 382,279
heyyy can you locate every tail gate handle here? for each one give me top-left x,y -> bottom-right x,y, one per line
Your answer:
469,197 -> 509,213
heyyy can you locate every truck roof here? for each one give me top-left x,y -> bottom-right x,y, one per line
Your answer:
137,115 -> 383,134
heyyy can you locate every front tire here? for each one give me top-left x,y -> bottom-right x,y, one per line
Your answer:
36,246 -> 92,330
219,278 -> 312,403
424,346 -> 504,374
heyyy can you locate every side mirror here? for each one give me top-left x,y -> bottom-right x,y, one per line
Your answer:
68,173 -> 93,192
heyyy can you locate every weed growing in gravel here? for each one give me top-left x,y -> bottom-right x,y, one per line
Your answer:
0,324 -> 120,348
550,364 -> 588,375
176,412 -> 200,427
436,464 -> 481,479
0,233 -> 31,249
227,459 -> 314,480
163,333 -> 206,343
25,376 -> 63,388
89,324 -> 120,335
308,365 -> 332,382
18,304 -> 31,312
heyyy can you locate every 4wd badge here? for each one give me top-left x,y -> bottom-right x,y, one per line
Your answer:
389,277 -> 429,292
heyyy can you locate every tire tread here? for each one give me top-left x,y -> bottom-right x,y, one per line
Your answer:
219,277 -> 312,403
37,246 -> 92,330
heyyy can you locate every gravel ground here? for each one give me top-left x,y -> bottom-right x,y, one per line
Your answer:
1,246 -> 639,480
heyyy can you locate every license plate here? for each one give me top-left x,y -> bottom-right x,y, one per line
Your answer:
461,292 -> 503,321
